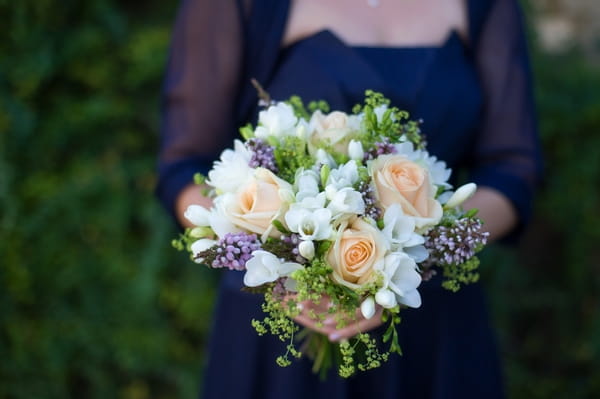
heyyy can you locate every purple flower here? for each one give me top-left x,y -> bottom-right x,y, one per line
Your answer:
364,137 -> 397,161
246,138 -> 279,173
207,232 -> 262,271
424,218 -> 489,266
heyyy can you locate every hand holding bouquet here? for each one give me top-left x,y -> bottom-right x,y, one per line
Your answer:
174,91 -> 488,377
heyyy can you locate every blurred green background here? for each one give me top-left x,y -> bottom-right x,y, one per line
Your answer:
1,0 -> 599,398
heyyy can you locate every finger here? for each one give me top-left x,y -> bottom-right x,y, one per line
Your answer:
328,307 -> 384,342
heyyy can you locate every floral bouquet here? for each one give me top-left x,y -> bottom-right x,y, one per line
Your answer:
173,91 -> 488,377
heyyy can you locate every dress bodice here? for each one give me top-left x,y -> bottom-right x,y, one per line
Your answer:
263,28 -> 482,169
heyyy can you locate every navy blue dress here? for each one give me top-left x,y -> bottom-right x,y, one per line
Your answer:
156,1 -> 542,398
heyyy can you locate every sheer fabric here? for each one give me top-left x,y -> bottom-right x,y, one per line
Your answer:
157,0 -> 245,218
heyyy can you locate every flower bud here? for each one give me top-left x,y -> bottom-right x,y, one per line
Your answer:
348,140 -> 364,161
444,183 -> 477,208
298,240 -> 315,260
375,289 -> 397,308
360,296 -> 376,319
316,148 -> 336,168
184,204 -> 211,226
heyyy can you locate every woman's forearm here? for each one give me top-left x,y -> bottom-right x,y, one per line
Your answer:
462,186 -> 518,242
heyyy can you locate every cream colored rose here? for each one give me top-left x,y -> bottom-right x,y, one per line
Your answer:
369,154 -> 443,228
327,218 -> 388,290
224,168 -> 293,238
308,110 -> 360,154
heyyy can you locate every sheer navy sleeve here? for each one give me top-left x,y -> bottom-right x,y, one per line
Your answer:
156,0 -> 245,217
468,0 -> 543,233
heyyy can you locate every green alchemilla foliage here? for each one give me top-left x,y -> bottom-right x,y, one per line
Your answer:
1,0 -> 599,398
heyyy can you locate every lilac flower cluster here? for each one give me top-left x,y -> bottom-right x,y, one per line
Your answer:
246,138 -> 279,173
424,218 -> 489,266
364,137 -> 397,161
356,180 -> 382,220
207,232 -> 262,271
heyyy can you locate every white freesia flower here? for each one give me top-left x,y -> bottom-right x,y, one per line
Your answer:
298,240 -> 315,260
348,140 -> 364,161
243,251 -> 303,287
184,204 -> 211,226
327,161 -> 360,190
382,204 -> 421,248
360,297 -> 376,319
285,208 -> 332,241
444,183 -> 477,208
295,118 -> 310,140
382,204 -> 426,262
210,195 -> 241,237
403,245 -> 429,263
375,289 -> 397,309
376,252 -> 422,308
294,169 -> 321,201
191,238 -> 217,264
207,140 -> 253,193
327,187 -> 365,221
293,192 -> 327,211
254,102 -> 298,139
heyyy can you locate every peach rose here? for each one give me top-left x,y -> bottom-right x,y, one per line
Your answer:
224,168 -> 293,238
369,154 -> 442,228
308,110 -> 360,154
327,218 -> 388,290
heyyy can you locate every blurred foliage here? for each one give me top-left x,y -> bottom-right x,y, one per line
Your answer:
0,1 -> 218,398
482,48 -> 600,397
0,0 -> 599,398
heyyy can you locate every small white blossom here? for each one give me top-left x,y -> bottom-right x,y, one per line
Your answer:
298,240 -> 315,260
315,148 -> 336,168
184,204 -> 211,226
243,251 -> 302,287
375,288 -> 397,309
207,140 -> 253,193
254,102 -> 298,139
327,161 -> 360,190
285,208 -> 332,241
327,187 -> 365,221
444,183 -> 477,208
348,140 -> 364,161
294,169 -> 321,201
360,297 -> 376,319
377,252 -> 422,308
382,204 -> 426,261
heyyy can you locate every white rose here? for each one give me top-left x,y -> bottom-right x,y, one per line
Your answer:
308,110 -> 360,155
223,168 -> 293,239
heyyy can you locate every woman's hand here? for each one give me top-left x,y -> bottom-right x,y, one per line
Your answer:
291,296 -> 384,342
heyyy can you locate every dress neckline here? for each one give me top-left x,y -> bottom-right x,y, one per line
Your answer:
283,28 -> 463,53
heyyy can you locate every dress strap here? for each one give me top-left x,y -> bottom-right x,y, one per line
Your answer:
235,0 -> 291,124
